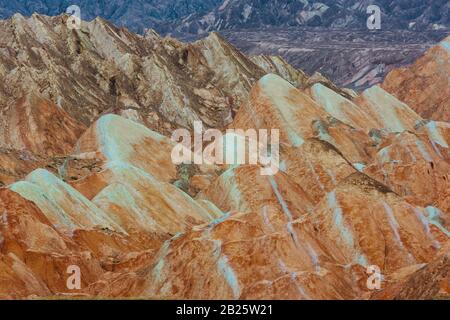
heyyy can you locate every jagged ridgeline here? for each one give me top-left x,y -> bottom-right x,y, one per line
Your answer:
0,13 -> 308,135
0,0 -> 448,33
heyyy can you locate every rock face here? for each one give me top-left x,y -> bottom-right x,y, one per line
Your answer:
382,36 -> 450,122
372,249 -> 450,300
0,14 -> 449,300
0,14 -> 286,132
250,55 -> 308,88
0,0 -> 223,34
0,148 -> 48,186
1,2 -> 448,93
217,28 -> 449,91
159,0 -> 450,34
1,0 -> 448,34
0,93 -> 86,156
0,188 -> 104,298
0,114 -> 223,299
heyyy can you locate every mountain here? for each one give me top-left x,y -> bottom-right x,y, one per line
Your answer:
382,35 -> 450,121
218,28 -> 449,90
0,0 -> 222,33
0,0 -> 450,34
0,12 -> 311,186
164,0 -> 450,35
0,13 -> 286,133
0,1 -> 448,90
1,0 -> 448,34
0,14 -> 449,299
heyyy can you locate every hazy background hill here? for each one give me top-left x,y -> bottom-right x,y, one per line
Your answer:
0,0 -> 221,33
0,0 -> 448,34
160,0 -> 449,35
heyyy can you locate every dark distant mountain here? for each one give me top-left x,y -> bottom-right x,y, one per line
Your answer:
166,0 -> 449,35
0,0 -> 448,34
0,0 -> 222,33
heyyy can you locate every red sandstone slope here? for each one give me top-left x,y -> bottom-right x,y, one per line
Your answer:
83,76 -> 450,299
382,36 -> 450,122
1,74 -> 448,299
1,72 -> 449,299
0,93 -> 86,157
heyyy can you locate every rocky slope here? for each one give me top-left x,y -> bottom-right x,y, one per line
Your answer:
219,28 -> 449,90
0,13 -> 318,134
164,0 -> 450,35
0,14 -> 448,300
0,13 -> 307,188
2,0 -> 447,34
0,0 -> 222,34
382,35 -> 450,122
1,1 -> 448,91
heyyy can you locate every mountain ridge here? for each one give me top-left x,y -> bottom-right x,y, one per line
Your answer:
0,12 -> 448,300
1,0 -> 448,34
1,2 -> 447,90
